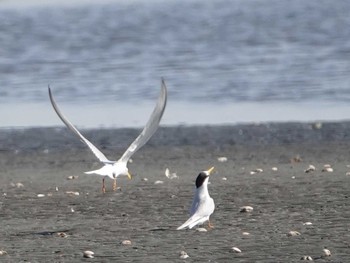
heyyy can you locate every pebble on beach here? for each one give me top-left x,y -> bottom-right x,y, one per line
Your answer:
232,247 -> 242,253
322,248 -> 331,257
300,255 -> 313,260
250,168 -> 263,175
37,194 -> 45,198
304,165 -> 316,173
67,175 -> 78,180
121,240 -> 132,246
165,168 -> 178,179
321,164 -> 333,172
303,222 -> 313,226
11,182 -> 24,188
196,228 -> 207,232
57,232 -> 68,238
179,251 -> 189,259
0,250 -> 7,256
217,156 -> 228,162
287,230 -> 301,237
240,206 -> 254,213
154,180 -> 164,185
83,250 -> 94,258
271,167 -> 278,171
66,191 -> 80,196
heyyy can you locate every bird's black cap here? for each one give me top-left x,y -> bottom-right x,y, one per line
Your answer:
195,172 -> 209,188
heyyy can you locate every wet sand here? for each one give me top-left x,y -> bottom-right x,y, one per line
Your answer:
0,122 -> 350,262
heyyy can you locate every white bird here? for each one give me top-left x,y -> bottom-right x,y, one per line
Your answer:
48,79 -> 167,193
177,167 -> 215,230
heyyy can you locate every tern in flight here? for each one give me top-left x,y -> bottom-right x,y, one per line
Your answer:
49,79 -> 167,193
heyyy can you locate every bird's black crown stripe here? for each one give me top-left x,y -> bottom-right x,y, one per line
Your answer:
195,172 -> 208,188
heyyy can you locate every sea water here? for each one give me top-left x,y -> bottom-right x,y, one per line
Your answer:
0,0 -> 350,128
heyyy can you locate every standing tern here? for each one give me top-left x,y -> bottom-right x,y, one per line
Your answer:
48,79 -> 167,193
177,167 -> 215,230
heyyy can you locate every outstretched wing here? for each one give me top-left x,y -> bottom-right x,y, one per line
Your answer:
48,86 -> 113,164
118,79 -> 167,163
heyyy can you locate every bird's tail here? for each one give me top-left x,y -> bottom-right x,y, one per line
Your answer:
177,216 -> 200,230
84,169 -> 99,175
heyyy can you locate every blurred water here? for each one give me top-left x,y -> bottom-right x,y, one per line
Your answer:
0,0 -> 350,127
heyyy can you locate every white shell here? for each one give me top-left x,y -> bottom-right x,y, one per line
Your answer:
0,250 -> 7,256
196,228 -> 207,232
121,240 -> 132,245
322,166 -> 333,172
83,251 -> 94,258
67,175 -> 78,180
271,167 -> 278,171
322,248 -> 331,257
232,247 -> 242,253
16,182 -> 24,188
300,255 -> 313,260
217,156 -> 228,162
57,232 -> 68,238
165,168 -> 178,179
179,251 -> 189,259
66,191 -> 80,196
154,180 -> 164,185
37,194 -> 45,198
304,165 -> 316,173
240,206 -> 254,213
287,230 -> 301,236
303,222 -> 313,226
250,168 -> 263,174
242,232 -> 250,235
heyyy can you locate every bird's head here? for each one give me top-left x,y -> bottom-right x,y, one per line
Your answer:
113,162 -> 132,180
195,166 -> 214,188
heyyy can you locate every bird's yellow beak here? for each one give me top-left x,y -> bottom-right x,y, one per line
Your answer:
207,166 -> 215,175
127,172 -> 132,180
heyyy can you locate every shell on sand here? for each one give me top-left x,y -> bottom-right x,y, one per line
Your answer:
179,251 -> 189,259
287,230 -> 301,236
232,247 -> 242,253
240,206 -> 254,213
304,165 -> 316,173
300,255 -> 313,260
121,240 -> 132,245
322,248 -> 331,257
83,251 -> 94,258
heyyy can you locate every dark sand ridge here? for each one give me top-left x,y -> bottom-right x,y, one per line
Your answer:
0,122 -> 350,262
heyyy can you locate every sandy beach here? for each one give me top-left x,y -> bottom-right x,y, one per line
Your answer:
0,122 -> 349,262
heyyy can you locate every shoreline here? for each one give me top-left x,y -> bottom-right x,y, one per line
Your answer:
0,121 -> 349,261
1,120 -> 350,151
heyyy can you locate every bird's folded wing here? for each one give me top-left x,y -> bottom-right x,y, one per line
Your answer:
119,79 -> 167,163
48,87 -> 112,164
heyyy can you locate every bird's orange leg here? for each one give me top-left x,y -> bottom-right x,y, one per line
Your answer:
102,177 -> 106,193
208,220 -> 214,229
113,178 -> 117,191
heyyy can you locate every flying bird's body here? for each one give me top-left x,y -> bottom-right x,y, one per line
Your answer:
177,167 -> 215,230
49,79 -> 167,192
